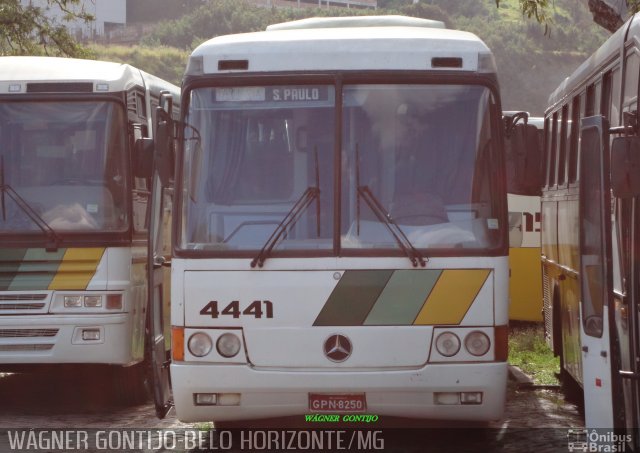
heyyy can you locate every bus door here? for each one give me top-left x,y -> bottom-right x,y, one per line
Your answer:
579,116 -> 615,427
147,100 -> 174,419
614,194 -> 640,447
611,131 -> 640,447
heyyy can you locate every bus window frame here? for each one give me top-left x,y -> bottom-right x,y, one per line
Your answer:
174,71 -> 508,260
558,104 -> 569,187
622,47 -> 640,108
0,92 -> 134,247
547,111 -> 558,189
568,95 -> 581,186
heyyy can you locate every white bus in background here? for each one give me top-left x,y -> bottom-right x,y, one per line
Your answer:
151,15 -> 529,423
0,57 -> 178,407
532,11 -> 640,449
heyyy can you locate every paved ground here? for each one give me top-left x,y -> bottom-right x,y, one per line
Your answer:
0,370 -> 583,452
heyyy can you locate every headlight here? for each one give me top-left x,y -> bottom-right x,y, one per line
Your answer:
464,331 -> 491,356
188,332 -> 213,357
216,333 -> 241,358
84,296 -> 102,307
435,331 -> 461,357
64,295 -> 82,307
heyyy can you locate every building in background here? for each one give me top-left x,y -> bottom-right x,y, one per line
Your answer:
21,0 -> 126,39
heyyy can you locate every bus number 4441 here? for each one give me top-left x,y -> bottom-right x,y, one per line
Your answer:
200,300 -> 273,319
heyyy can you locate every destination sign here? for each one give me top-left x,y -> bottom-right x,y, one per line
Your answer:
214,86 -> 330,103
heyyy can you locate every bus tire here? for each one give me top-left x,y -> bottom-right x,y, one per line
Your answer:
556,324 -> 583,409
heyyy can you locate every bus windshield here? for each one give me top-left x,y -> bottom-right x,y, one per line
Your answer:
180,83 -> 503,254
0,101 -> 128,234
342,84 -> 502,251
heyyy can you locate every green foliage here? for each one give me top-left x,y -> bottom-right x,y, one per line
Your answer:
143,0 -> 394,49
396,3 -> 452,26
456,0 -> 608,114
142,0 -> 271,49
91,44 -> 188,85
127,0 -> 206,24
377,0 -> 412,9
0,0 -> 94,57
422,0 -> 491,18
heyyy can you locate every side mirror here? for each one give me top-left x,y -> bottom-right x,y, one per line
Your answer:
134,137 -> 154,178
611,136 -> 640,198
505,123 -> 543,196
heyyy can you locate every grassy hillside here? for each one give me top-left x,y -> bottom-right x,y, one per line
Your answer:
91,45 -> 188,86
461,0 -> 609,114
95,0 -> 610,115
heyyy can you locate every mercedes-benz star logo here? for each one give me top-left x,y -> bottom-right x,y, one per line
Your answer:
323,334 -> 352,362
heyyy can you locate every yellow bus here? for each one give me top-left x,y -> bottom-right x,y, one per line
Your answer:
504,113 -> 543,322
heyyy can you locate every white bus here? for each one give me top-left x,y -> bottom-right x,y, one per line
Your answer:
539,10 -> 640,447
155,15 -> 516,423
0,56 -> 179,407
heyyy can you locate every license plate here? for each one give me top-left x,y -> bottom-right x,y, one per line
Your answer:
308,393 -> 367,413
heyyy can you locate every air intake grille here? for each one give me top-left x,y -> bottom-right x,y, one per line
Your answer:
0,329 -> 58,338
0,294 -> 47,301
0,304 -> 45,310
127,89 -> 143,116
0,344 -> 54,351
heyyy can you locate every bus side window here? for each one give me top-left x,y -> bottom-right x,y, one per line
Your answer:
558,104 -> 568,186
601,70 -> 612,119
623,50 -> 639,107
547,111 -> 558,188
568,96 -> 580,184
610,67 -> 621,128
585,84 -> 596,117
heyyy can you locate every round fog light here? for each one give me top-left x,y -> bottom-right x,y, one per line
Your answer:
216,333 -> 241,358
188,332 -> 213,357
435,331 -> 461,357
465,331 -> 491,356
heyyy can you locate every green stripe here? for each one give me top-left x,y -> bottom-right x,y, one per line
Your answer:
0,249 -> 28,290
364,269 -> 442,326
313,270 -> 393,326
8,249 -> 66,291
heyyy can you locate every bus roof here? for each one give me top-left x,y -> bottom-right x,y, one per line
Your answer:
187,16 -> 494,76
266,15 -> 446,31
0,56 -> 178,98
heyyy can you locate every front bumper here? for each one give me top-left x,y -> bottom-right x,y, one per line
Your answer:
0,314 -> 136,365
171,361 -> 507,422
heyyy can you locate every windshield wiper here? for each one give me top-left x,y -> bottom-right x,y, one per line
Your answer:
250,149 -> 321,268
357,186 -> 427,267
250,186 -> 320,268
0,156 -> 61,251
355,145 -> 426,267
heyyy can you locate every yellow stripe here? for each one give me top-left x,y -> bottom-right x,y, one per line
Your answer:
413,269 -> 490,325
48,248 -> 105,290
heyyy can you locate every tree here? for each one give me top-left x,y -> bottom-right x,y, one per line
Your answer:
0,0 -> 94,57
500,0 -> 640,33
